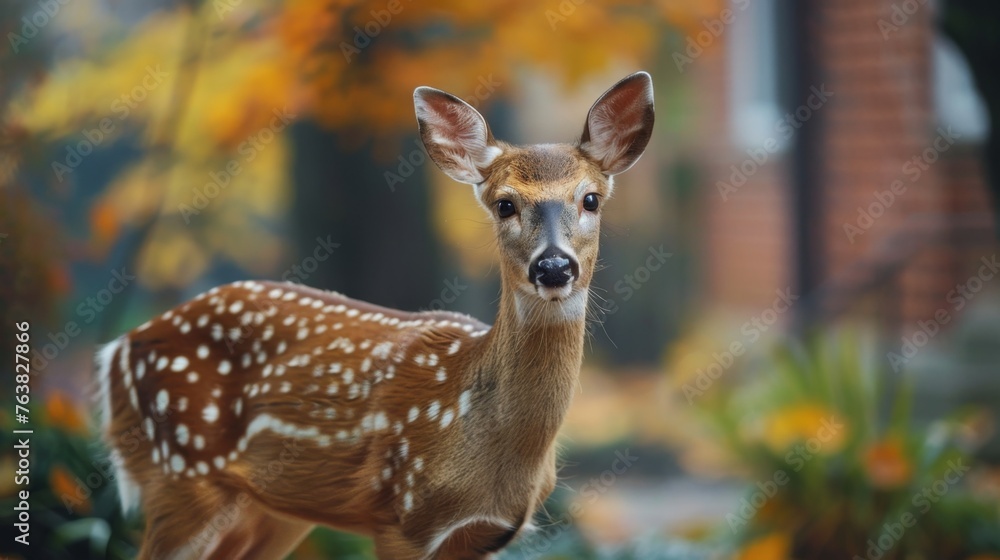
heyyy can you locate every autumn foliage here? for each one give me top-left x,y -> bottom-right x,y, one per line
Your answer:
5,0 -> 717,290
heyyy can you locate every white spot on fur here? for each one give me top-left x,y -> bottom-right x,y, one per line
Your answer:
459,390 -> 472,416
202,403 -> 220,423
95,337 -> 123,432
175,424 -> 190,445
440,408 -> 454,429
170,356 -> 189,372
155,389 -> 169,413
244,413 -> 330,447
371,341 -> 393,359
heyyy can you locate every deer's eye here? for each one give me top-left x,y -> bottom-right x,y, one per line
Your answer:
582,193 -> 600,212
497,199 -> 517,218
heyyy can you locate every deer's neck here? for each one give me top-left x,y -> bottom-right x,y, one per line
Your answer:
472,282 -> 587,457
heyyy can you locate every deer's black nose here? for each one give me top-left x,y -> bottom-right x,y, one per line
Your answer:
529,248 -> 579,288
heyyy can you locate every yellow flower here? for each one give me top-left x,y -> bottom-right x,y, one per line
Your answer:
761,403 -> 846,455
863,437 -> 913,489
736,532 -> 792,560
46,392 -> 87,433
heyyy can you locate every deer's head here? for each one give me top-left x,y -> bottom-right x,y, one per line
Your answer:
414,72 -> 654,320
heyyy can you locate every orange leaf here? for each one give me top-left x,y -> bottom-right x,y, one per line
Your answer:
49,465 -> 91,515
46,392 -> 87,433
863,438 -> 913,489
736,532 -> 792,560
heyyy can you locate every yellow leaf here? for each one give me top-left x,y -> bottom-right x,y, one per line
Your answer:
735,532 -> 792,560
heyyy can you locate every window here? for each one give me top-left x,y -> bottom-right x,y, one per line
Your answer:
934,36 -> 989,142
727,0 -> 785,150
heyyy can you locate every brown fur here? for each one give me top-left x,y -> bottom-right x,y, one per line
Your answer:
103,280 -> 580,559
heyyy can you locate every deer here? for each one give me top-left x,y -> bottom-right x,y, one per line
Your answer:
95,71 -> 655,559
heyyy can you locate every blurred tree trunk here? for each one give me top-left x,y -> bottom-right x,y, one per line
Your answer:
942,0 -> 1000,238
288,122 -> 443,311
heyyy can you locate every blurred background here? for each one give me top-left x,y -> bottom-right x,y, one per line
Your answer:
2,0 -> 1000,558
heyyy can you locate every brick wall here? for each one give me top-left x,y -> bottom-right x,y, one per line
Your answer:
699,0 -> 996,330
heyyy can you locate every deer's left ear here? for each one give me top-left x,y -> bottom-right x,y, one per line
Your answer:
579,72 -> 655,176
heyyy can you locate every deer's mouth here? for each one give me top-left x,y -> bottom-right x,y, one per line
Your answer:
517,283 -> 588,323
535,282 -> 575,302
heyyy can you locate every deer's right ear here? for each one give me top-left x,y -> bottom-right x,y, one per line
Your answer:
414,87 -> 502,185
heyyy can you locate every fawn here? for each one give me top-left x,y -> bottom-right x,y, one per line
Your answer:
97,71 -> 654,559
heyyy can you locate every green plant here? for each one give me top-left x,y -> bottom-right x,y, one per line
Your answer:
694,331 -> 1000,560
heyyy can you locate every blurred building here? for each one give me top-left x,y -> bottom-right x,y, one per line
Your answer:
689,0 -> 996,334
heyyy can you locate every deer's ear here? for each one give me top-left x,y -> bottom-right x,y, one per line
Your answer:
414,87 -> 502,185
579,72 -> 655,176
